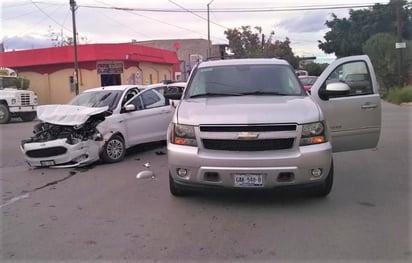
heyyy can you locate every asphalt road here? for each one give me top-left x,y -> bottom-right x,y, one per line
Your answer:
0,101 -> 411,263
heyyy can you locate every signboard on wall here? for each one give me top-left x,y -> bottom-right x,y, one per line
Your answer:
96,62 -> 124,74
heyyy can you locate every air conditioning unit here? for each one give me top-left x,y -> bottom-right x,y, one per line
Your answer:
189,54 -> 203,63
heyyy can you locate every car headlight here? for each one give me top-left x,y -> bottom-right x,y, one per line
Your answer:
300,122 -> 326,146
170,123 -> 197,146
11,98 -> 17,104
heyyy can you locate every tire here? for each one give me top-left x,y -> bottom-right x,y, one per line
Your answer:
20,112 -> 37,122
0,104 -> 11,124
169,173 -> 191,197
311,161 -> 334,197
100,134 -> 126,163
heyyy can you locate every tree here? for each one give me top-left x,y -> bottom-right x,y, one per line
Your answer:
224,26 -> 298,68
363,33 -> 412,91
48,25 -> 88,47
319,0 -> 412,57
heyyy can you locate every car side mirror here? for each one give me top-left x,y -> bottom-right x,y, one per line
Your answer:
319,82 -> 350,100
124,104 -> 136,112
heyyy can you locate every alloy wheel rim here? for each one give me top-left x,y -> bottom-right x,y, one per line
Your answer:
107,139 -> 123,160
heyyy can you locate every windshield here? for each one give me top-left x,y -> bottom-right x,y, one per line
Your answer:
68,90 -> 122,111
0,77 -> 18,89
186,64 -> 305,98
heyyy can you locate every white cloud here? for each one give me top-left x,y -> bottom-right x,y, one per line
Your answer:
2,36 -> 52,51
1,0 -> 389,56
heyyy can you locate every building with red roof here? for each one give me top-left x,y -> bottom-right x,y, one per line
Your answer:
0,43 -> 180,104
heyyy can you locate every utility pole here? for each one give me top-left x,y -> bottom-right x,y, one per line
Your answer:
261,33 -> 265,52
70,0 -> 79,95
396,0 -> 405,88
207,0 -> 214,58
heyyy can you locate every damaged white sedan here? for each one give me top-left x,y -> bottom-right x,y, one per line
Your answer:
20,85 -> 175,168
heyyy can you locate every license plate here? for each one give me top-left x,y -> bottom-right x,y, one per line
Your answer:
40,160 -> 55,167
234,174 -> 264,187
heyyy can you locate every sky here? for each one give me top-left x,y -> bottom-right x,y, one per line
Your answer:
1,0 -> 390,63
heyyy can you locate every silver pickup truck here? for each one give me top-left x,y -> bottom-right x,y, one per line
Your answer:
167,55 -> 381,197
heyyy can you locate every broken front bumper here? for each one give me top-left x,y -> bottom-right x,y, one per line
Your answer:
20,138 -> 101,168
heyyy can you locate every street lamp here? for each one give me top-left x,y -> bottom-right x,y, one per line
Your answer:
207,0 -> 214,58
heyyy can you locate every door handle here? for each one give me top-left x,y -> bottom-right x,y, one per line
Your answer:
361,103 -> 377,109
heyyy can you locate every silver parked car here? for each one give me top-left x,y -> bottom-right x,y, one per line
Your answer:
21,85 -> 175,168
167,55 -> 381,197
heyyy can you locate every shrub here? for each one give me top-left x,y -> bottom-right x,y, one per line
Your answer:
16,77 -> 30,90
386,86 -> 412,104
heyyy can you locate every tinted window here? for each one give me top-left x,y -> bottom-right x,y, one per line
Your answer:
324,61 -> 373,96
165,85 -> 184,95
141,89 -> 166,108
129,96 -> 143,110
122,89 -> 139,106
0,77 -> 17,89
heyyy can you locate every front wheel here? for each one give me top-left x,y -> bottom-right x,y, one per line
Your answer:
100,134 -> 126,163
0,104 -> 11,124
311,161 -> 334,197
20,112 -> 37,122
169,173 -> 192,197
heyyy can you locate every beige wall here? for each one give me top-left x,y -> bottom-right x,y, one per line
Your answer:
79,68 -> 100,92
18,62 -> 174,105
18,72 -> 51,105
139,62 -> 172,84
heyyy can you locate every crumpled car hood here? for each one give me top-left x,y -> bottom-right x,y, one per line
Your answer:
37,105 -> 109,126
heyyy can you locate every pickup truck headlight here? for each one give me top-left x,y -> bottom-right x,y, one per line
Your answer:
300,122 -> 326,146
170,123 -> 197,146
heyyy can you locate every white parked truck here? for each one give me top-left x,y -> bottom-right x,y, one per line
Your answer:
0,67 -> 38,124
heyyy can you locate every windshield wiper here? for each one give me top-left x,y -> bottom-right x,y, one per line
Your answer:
190,92 -> 242,98
239,91 -> 290,96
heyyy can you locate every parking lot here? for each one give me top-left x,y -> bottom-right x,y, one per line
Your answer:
0,101 -> 411,262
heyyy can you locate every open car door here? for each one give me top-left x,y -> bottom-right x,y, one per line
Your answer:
310,55 -> 381,152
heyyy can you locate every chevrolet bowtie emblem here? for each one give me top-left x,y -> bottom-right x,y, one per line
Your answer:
238,132 -> 259,139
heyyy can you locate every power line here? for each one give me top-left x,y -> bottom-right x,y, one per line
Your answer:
89,4 -> 153,39
89,0 -> 217,40
3,8 -> 48,22
2,1 -> 34,8
76,2 -> 390,13
9,1 -> 68,38
31,0 -> 71,32
167,0 -> 228,29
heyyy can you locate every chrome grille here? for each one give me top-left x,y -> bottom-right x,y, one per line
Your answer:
199,124 -> 297,151
200,124 -> 296,132
202,138 -> 294,151
20,93 -> 31,106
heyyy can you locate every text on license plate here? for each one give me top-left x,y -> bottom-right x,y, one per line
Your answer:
234,174 -> 264,187
40,160 -> 55,167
